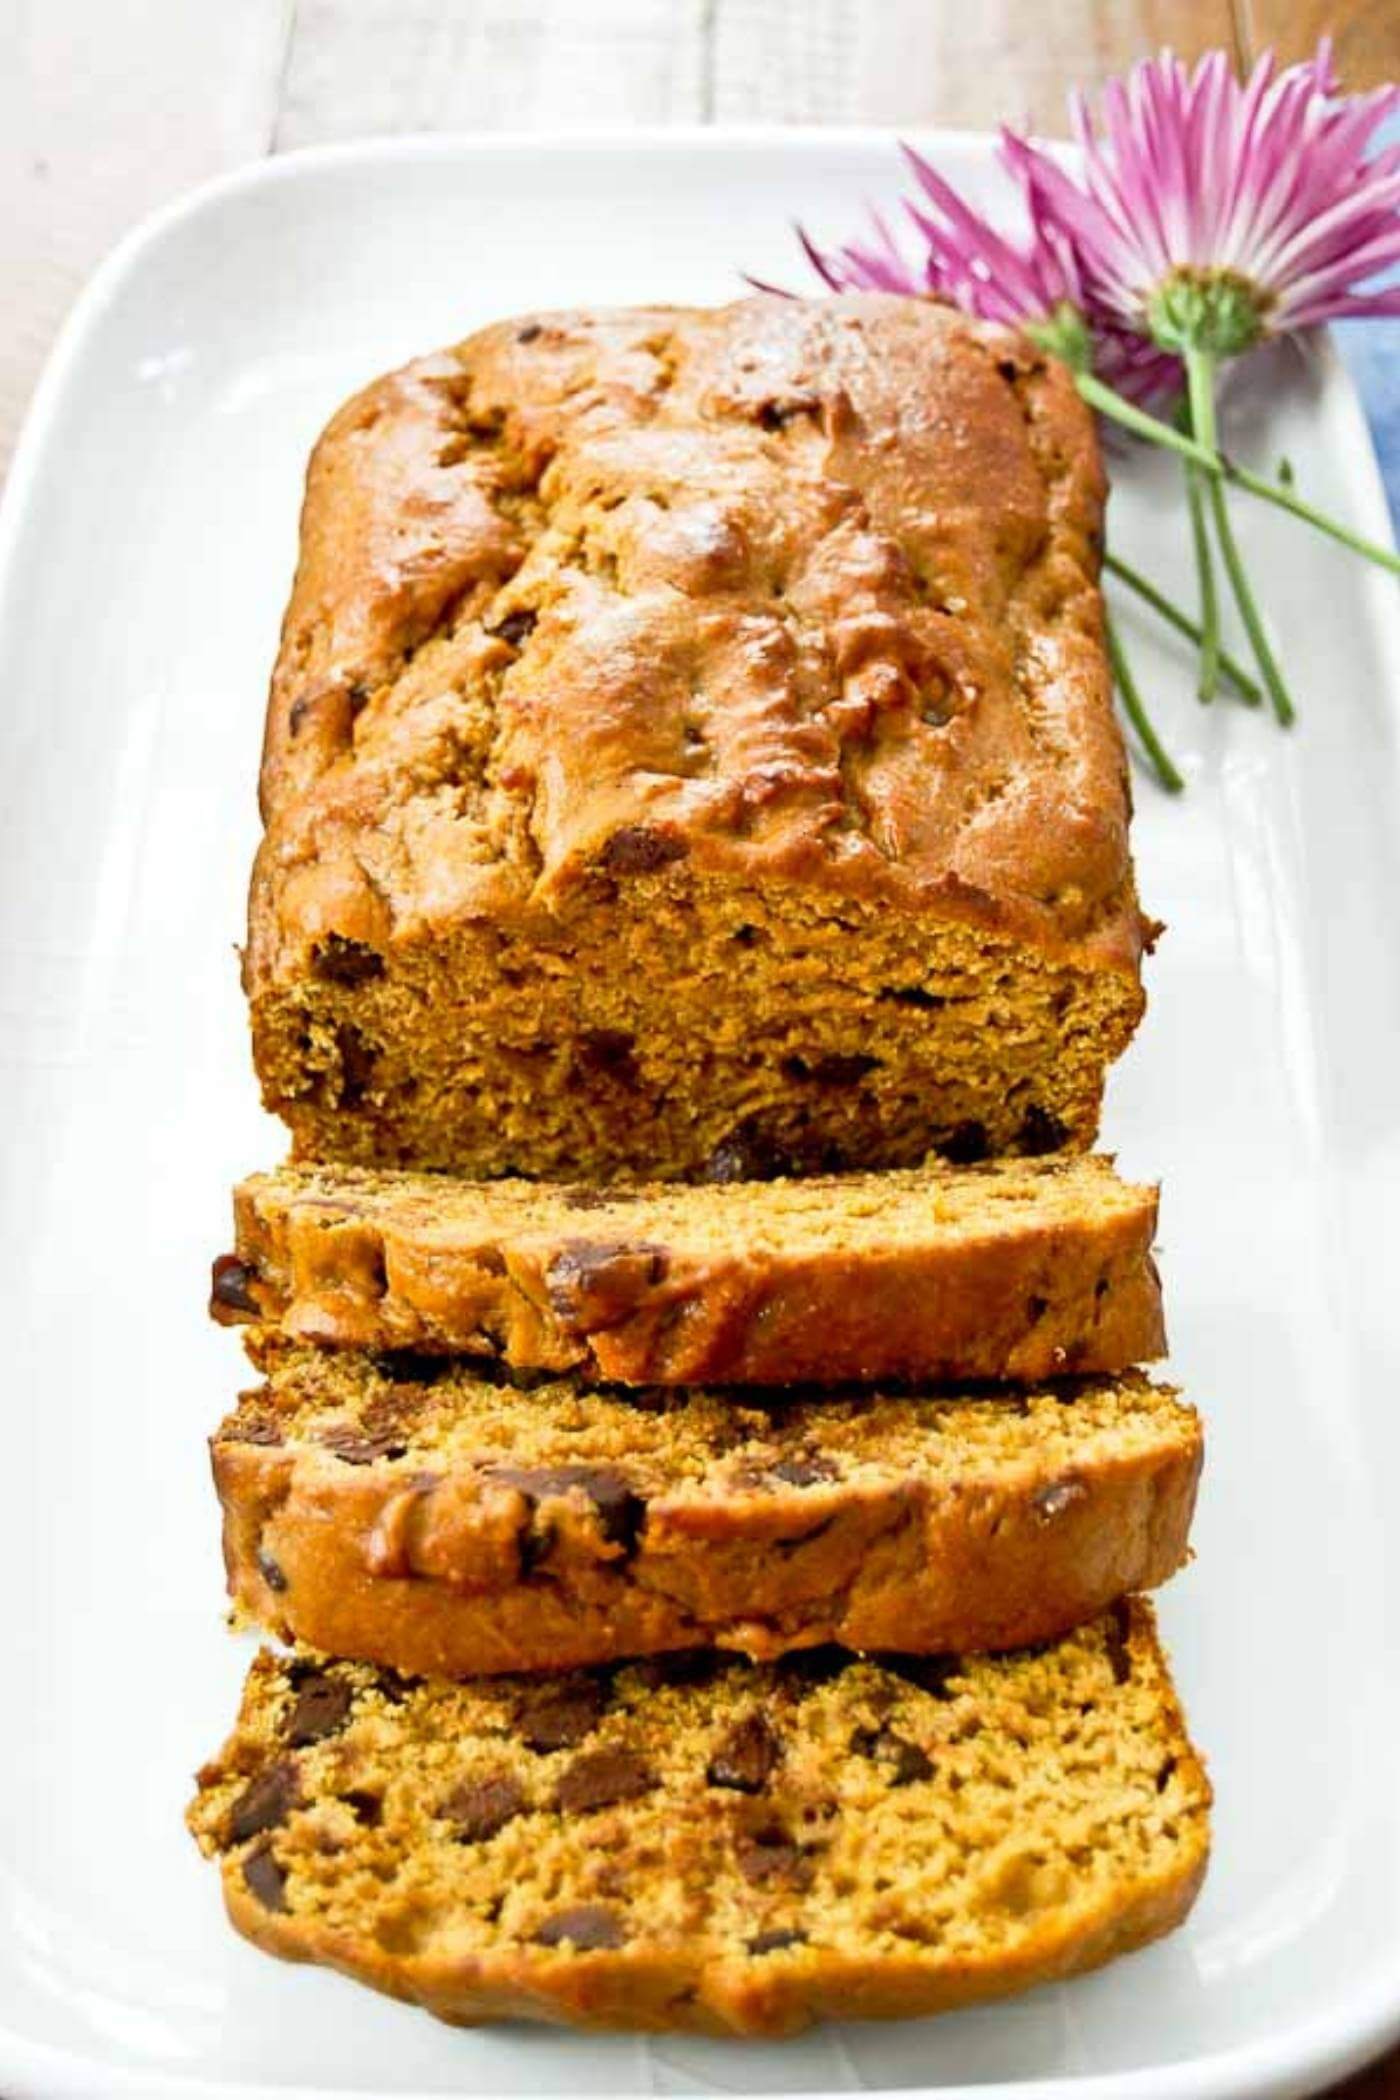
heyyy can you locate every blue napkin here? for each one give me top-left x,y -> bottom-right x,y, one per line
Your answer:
1334,110 -> 1400,538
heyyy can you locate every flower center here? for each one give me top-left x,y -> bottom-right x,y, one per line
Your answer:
1025,300 -> 1094,373
1146,270 -> 1271,358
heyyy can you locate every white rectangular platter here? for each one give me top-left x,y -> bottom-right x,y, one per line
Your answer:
2,130 -> 1400,2100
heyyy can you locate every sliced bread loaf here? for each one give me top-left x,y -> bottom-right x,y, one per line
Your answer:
212,1154 -> 1164,1386
216,1343 -> 1200,1673
188,1602 -> 1209,2035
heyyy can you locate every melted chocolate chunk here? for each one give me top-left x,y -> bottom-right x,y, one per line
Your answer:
242,1841 -> 288,1912
312,933 -> 384,986
707,1714 -> 781,1793
442,1774 -> 526,1842
940,1119 -> 990,1164
747,1927 -> 807,1954
1032,1476 -> 1087,1521
210,1254 -> 259,1316
232,1416 -> 284,1448
769,1455 -> 838,1488
316,1424 -> 409,1466
533,1904 -> 625,1950
227,1761 -> 299,1845
544,1242 -> 668,1333
599,826 -> 688,875
283,1670 -> 353,1747
519,1676 -> 609,1752
256,1548 -> 289,1594
491,1463 -> 644,1554
553,1748 -> 657,1815
851,1727 -> 934,1786
734,1824 -> 816,1889
489,608 -> 538,648
1019,1105 -> 1069,1156
515,322 -> 543,344
703,1119 -> 791,1184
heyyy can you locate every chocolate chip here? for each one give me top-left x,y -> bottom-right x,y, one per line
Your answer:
598,826 -> 688,875
851,1728 -> 933,1786
491,1463 -> 644,1554
283,1670 -> 353,1747
441,1774 -> 525,1842
553,1748 -> 657,1814
227,1761 -> 299,1844
316,1424 -> 408,1466
533,1904 -> 625,1950
341,1789 -> 383,1827
488,608 -> 538,647
571,1028 -> 639,1086
210,1254 -> 259,1316
257,1548 -> 289,1593
242,1841 -> 288,1912
703,1119 -> 790,1184
515,322 -> 543,344
769,1455 -> 838,1488
312,933 -> 384,986
544,1241 -> 667,1332
1156,1755 -> 1177,1794
1019,1105 -> 1069,1155
707,1714 -> 781,1793
232,1415 -> 284,1448
940,1120 -> 990,1164
1033,1477 -> 1087,1521
1105,1599 -> 1133,1685
747,1927 -> 807,1954
877,1654 -> 959,1699
734,1825 -> 815,1889
519,1675 -> 609,1752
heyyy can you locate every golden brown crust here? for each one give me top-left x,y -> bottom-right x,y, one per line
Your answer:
245,296 -> 1147,1180
213,1154 -> 1165,1385
189,1604 -> 1211,2036
215,1351 -> 1201,1672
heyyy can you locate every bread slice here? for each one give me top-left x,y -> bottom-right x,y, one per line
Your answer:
212,1154 -> 1165,1387
188,1602 -> 1209,2036
245,296 -> 1147,1182
216,1343 -> 1200,1673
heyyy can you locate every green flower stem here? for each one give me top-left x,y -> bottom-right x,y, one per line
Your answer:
1077,370 -> 1400,579
1103,551 -> 1261,705
1185,344 -> 1295,727
1103,611 -> 1184,793
1178,395 -> 1221,701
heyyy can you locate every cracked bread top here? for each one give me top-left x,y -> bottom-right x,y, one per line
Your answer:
248,294 -> 1143,995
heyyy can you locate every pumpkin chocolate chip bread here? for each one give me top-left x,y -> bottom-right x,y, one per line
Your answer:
212,1153 -> 1165,1386
188,1601 -> 1209,2036
215,1342 -> 1200,1673
247,294 -> 1149,1181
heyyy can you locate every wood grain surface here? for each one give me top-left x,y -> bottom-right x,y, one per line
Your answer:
4,4 -> 1400,2092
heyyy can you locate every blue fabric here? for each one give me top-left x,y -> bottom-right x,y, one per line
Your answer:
1333,110 -> 1400,538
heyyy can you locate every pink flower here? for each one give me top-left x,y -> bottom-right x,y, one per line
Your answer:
798,144 -> 1181,404
1009,42 -> 1400,353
